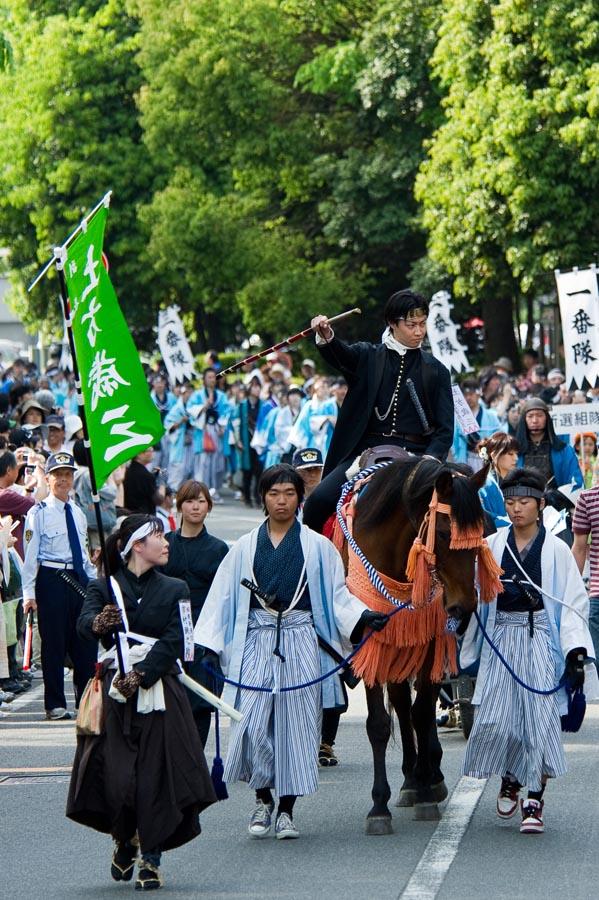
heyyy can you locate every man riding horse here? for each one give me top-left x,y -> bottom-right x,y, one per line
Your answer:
303,289 -> 454,534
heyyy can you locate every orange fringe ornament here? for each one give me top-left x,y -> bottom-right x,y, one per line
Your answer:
347,543 -> 457,687
477,540 -> 504,602
405,538 -> 432,607
450,519 -> 486,550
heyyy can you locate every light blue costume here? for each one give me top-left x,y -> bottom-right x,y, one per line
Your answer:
163,397 -> 194,489
187,387 -> 232,456
461,527 -> 599,716
193,523 -> 366,712
452,405 -> 502,464
287,397 -> 337,460
479,470 -> 510,529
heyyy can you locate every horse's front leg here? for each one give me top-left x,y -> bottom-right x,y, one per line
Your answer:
365,684 -> 393,835
411,646 -> 448,820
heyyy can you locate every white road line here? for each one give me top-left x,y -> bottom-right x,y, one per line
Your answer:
399,776 -> 487,900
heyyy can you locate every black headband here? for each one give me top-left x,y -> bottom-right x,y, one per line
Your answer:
502,486 -> 544,500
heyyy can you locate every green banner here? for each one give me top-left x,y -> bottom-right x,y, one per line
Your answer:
63,203 -> 164,487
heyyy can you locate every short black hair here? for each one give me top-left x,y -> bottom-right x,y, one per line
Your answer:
0,450 -> 17,478
384,289 -> 428,325
259,464 -> 305,510
72,439 -> 89,467
501,467 -> 546,505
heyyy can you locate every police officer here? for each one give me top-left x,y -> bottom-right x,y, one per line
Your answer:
22,452 -> 97,720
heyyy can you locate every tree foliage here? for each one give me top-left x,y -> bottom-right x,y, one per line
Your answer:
3,0 -> 599,361
416,0 -> 599,358
0,0 -> 155,338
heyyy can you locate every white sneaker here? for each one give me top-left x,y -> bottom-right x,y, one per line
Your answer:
248,800 -> 274,838
275,812 -> 300,840
45,707 -> 72,721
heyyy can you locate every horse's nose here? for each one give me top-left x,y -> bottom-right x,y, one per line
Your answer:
446,604 -> 465,620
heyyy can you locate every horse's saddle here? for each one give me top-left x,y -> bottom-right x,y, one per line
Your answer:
359,444 -> 416,470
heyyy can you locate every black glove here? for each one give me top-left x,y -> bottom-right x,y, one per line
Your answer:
201,648 -> 220,673
455,611 -> 473,637
350,609 -> 389,642
564,647 -> 586,690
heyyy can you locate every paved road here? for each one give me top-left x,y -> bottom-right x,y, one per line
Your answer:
2,491 -> 598,899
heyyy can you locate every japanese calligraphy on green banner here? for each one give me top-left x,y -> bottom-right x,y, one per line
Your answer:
63,203 -> 164,487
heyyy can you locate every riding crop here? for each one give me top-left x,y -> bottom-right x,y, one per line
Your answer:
218,307 -> 361,377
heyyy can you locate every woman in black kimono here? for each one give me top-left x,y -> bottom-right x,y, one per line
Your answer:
66,514 -> 216,891
162,480 -> 229,746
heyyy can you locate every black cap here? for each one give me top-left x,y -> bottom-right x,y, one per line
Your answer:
292,447 -> 324,469
45,451 -> 77,474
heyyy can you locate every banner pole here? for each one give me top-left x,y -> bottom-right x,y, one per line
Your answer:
28,191 -> 112,291
55,240 -> 126,677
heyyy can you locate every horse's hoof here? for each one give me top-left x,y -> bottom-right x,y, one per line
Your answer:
431,780 -> 448,803
413,803 -> 441,822
365,816 -> 394,835
395,788 -> 417,808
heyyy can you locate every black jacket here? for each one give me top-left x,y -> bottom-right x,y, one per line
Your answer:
78,568 -> 190,688
317,337 -> 454,475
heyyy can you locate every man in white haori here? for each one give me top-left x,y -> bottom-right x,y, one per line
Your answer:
461,467 -> 598,835
194,463 -> 386,840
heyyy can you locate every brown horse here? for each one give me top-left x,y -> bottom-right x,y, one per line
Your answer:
342,457 -> 496,834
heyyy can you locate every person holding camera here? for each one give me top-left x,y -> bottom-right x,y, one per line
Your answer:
123,448 -> 165,517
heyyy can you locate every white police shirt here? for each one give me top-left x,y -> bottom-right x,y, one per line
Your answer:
22,495 -> 96,601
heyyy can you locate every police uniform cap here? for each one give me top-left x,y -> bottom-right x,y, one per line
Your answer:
45,451 -> 77,474
46,414 -> 66,429
292,448 -> 324,469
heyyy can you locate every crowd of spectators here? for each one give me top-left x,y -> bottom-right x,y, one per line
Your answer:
1,340 -> 598,717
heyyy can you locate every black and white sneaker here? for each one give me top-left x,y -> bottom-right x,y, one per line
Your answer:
248,800 -> 274,838
275,812 -> 300,840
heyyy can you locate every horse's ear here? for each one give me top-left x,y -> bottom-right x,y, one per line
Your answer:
470,462 -> 490,492
434,468 -> 454,501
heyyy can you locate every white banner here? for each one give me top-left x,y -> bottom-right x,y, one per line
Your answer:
427,291 -> 472,374
157,306 -> 197,385
452,384 -> 480,435
549,402 -> 599,435
555,267 -> 599,389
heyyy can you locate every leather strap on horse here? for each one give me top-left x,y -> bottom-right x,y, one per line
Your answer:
405,489 -> 450,607
405,488 -> 503,605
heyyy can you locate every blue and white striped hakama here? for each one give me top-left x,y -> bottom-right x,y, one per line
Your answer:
224,609 -> 321,797
462,610 -> 567,792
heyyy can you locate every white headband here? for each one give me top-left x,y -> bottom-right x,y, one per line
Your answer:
120,522 -> 156,560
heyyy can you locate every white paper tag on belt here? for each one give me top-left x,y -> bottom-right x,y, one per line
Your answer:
179,600 -> 195,661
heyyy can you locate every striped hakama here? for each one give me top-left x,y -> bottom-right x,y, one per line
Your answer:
224,609 -> 321,797
462,610 -> 567,792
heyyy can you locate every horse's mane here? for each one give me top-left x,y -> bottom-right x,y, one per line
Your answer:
354,458 -> 484,532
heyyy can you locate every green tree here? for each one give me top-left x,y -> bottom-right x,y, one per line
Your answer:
134,0 -> 445,349
0,0 -> 157,340
417,0 -> 599,362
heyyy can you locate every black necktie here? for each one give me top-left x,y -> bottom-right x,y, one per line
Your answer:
65,502 -> 87,585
